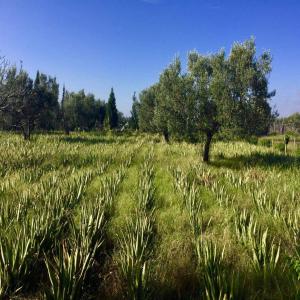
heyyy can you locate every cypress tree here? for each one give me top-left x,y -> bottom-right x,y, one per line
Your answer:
107,87 -> 118,129
61,85 -> 69,134
129,92 -> 140,130
34,70 -> 40,88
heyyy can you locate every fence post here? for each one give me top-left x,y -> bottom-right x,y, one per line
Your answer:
272,138 -> 274,150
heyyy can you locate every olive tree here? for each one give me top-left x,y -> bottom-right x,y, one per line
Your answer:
188,39 -> 275,161
138,39 -> 275,162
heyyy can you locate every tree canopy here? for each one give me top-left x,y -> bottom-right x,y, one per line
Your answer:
138,39 -> 277,161
129,92 -> 140,130
63,90 -> 106,131
0,57 -> 122,138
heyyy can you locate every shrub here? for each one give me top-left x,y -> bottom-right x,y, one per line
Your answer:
258,139 -> 272,148
247,136 -> 258,145
275,142 -> 285,152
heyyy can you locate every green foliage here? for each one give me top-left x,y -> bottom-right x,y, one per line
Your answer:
290,244 -> 300,282
250,229 -> 280,277
33,71 -> 60,131
63,90 -> 106,131
0,133 -> 300,299
0,66 -> 61,139
0,227 -> 33,296
138,86 -> 157,133
138,38 -> 276,161
129,92 -> 140,130
106,88 -> 119,129
284,134 -> 290,145
117,213 -> 154,300
45,200 -> 106,300
171,166 -> 244,299
0,60 -> 109,137
247,136 -> 259,145
258,138 -> 272,147
198,241 -> 243,300
117,153 -> 155,299
275,113 -> 300,135
45,245 -> 94,300
155,57 -> 197,142
0,67 -> 35,139
275,142 -> 285,152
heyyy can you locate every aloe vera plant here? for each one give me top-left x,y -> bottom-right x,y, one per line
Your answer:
0,227 -> 33,297
234,209 -> 257,246
45,200 -> 106,300
250,229 -> 280,277
117,152 -> 155,299
45,245 -> 94,300
235,212 -> 280,278
117,212 -> 154,300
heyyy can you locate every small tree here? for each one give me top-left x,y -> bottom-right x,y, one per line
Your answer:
155,57 -> 196,142
188,52 -> 224,161
0,57 -> 31,114
2,67 -> 36,139
33,71 -> 60,131
284,134 -> 290,155
95,100 -> 106,130
106,88 -> 118,129
61,85 -> 70,134
138,86 -> 157,133
62,90 -> 105,132
129,92 -> 140,130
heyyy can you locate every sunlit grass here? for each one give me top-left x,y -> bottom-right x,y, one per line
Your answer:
0,132 -> 299,299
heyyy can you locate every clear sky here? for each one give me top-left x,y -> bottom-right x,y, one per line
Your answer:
0,0 -> 299,116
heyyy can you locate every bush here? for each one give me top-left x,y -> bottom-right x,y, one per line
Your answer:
247,136 -> 258,145
286,131 -> 297,136
275,142 -> 285,152
258,139 -> 272,148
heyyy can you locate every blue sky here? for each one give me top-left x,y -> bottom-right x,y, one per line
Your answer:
0,0 -> 299,116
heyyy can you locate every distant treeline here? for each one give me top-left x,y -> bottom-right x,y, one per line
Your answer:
270,113 -> 300,135
0,38 -> 291,161
0,59 -> 126,139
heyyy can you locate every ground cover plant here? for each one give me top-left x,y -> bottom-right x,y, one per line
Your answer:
0,131 -> 300,299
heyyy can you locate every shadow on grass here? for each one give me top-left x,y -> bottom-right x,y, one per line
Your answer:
210,152 -> 300,170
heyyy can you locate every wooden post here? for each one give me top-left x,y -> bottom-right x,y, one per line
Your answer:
272,138 -> 274,150
285,143 -> 287,155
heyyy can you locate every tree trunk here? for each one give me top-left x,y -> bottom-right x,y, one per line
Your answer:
23,122 -> 31,140
203,131 -> 213,162
163,130 -> 169,143
64,127 -> 70,135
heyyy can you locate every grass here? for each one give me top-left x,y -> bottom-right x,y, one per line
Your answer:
0,132 -> 300,299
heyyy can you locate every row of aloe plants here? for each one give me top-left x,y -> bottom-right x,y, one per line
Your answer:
0,143 -> 139,298
116,150 -> 156,300
171,166 -> 245,299
42,149 -> 137,299
0,171 -> 91,297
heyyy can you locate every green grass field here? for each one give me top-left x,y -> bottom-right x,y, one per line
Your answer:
1,132 -> 300,299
